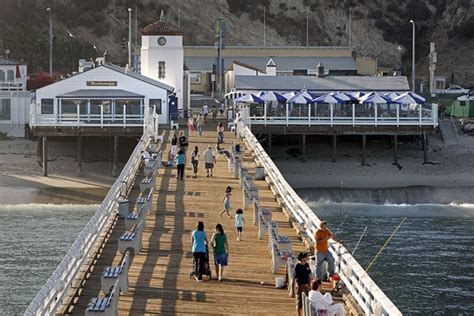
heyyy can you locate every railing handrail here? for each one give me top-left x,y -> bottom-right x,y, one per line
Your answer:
237,121 -> 402,316
24,128 -> 153,315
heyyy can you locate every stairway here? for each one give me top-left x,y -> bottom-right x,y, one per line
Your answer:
439,118 -> 459,146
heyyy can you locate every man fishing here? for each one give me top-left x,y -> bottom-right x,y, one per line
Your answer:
315,221 -> 342,281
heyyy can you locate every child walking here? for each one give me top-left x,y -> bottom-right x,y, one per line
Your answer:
219,186 -> 232,219
235,209 -> 245,241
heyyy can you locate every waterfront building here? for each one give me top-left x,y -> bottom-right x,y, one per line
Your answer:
0,58 -> 30,138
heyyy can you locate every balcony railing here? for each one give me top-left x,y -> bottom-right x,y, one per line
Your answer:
244,103 -> 438,127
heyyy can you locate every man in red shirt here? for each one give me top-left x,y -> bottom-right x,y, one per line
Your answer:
314,221 -> 341,280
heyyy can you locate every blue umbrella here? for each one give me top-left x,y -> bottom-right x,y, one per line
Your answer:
331,92 -> 356,101
385,92 -> 400,101
393,93 -> 424,105
288,94 -> 312,104
282,91 -> 297,99
395,92 -> 425,104
262,91 -> 287,103
313,93 -> 345,104
235,93 -> 265,104
256,90 -> 267,98
352,91 -> 366,100
361,93 -> 390,104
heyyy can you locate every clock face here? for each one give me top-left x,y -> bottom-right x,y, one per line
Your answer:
157,36 -> 167,46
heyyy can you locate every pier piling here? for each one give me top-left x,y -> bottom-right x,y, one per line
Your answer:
42,136 -> 48,177
332,134 -> 337,162
302,133 -> 306,162
112,135 -> 119,176
77,136 -> 83,176
361,134 -> 366,165
393,134 -> 398,165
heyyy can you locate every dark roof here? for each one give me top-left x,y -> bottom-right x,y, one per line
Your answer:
103,63 -> 174,91
141,20 -> 183,36
228,61 -> 265,73
235,75 -> 410,92
0,58 -> 24,65
184,57 -> 357,72
57,89 -> 144,99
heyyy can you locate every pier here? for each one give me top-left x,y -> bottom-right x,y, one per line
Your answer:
25,119 -> 402,315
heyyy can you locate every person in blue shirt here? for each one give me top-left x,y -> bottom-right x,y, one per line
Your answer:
175,149 -> 186,180
235,208 -> 245,241
191,221 -> 208,282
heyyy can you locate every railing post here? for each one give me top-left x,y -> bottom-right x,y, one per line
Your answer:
77,103 -> 80,124
396,103 -> 400,127
286,103 -> 289,126
100,105 -> 104,128
374,103 -> 378,126
419,104 -> 422,126
308,103 -> 311,126
123,104 -> 127,127
352,103 -> 355,126
432,103 -> 438,126
330,103 -> 333,127
264,101 -> 267,126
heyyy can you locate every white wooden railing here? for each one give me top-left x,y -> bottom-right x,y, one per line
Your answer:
24,127 -> 154,315
237,121 -> 402,316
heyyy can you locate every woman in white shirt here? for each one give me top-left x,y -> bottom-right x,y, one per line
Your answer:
308,279 -> 345,316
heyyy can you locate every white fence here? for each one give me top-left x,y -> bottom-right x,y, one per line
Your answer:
237,121 -> 402,316
24,128 -> 153,315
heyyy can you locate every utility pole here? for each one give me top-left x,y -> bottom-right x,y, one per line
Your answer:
263,7 -> 266,46
429,42 -> 437,94
306,7 -> 309,46
348,8 -> 352,47
134,6 -> 138,47
128,8 -> 132,69
410,20 -> 416,92
178,7 -> 181,28
46,8 -> 53,76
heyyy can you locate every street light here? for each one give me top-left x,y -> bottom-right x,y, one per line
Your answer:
128,8 -> 132,69
409,20 -> 415,92
47,7 -> 53,76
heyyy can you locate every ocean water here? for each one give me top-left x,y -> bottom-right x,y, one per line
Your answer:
0,204 -> 97,315
300,189 -> 474,315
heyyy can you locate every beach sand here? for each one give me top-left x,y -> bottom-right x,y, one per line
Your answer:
0,139 -> 115,204
272,133 -> 474,189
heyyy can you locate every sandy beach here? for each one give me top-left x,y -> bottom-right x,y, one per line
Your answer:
0,138 -> 115,204
272,133 -> 474,189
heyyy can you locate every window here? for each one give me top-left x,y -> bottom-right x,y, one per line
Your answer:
190,72 -> 201,84
0,99 -> 11,120
6,70 -> 14,81
149,99 -> 162,114
158,61 -> 166,79
41,98 -> 54,114
0,70 -> 5,81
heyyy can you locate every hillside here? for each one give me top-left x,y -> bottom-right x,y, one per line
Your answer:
0,0 -> 473,85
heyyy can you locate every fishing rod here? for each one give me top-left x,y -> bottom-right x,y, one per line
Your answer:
352,226 -> 367,256
366,217 -> 407,273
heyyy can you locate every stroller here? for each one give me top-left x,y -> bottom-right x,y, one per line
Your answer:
189,245 -> 212,280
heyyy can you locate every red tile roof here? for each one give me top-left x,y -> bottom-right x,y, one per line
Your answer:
140,20 -> 183,36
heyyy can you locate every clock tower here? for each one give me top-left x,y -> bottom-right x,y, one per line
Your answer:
141,11 -> 184,109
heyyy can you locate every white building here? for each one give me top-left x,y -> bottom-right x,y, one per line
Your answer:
0,58 -> 30,138
140,13 -> 186,111
31,63 -> 173,128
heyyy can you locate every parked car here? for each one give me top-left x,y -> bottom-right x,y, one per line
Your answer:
444,85 -> 469,94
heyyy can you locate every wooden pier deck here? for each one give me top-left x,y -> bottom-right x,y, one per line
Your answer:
69,125 -> 307,315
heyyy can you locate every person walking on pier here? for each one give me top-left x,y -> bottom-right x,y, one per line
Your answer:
294,252 -> 312,316
197,114 -> 204,137
170,133 -> 178,157
191,146 -> 200,178
235,208 -> 245,241
204,145 -> 216,177
217,122 -> 225,145
202,103 -> 209,121
219,186 -> 232,218
191,221 -> 208,282
178,131 -> 187,149
175,149 -> 186,180
314,221 -> 341,281
211,223 -> 228,282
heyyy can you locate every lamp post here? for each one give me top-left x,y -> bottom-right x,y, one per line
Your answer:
47,7 -> 53,76
128,8 -> 132,69
409,20 -> 415,92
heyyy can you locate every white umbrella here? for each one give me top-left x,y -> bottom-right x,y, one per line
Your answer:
235,93 -> 265,104
394,93 -> 424,104
385,92 -> 400,101
361,93 -> 389,104
262,91 -> 287,102
330,92 -> 354,102
288,94 -> 312,104
457,95 -> 474,101
282,91 -> 296,99
313,94 -> 344,104
299,90 -> 313,99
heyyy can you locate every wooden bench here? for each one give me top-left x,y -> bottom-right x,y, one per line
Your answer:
258,208 -> 273,240
101,251 -> 131,295
139,177 -> 155,193
85,280 -> 119,316
271,241 -> 294,274
118,220 -> 144,254
125,209 -> 145,230
135,188 -> 153,214
144,159 -> 159,177
242,180 -> 258,209
267,221 -> 292,255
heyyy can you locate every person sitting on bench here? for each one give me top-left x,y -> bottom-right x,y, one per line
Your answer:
308,279 -> 345,316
